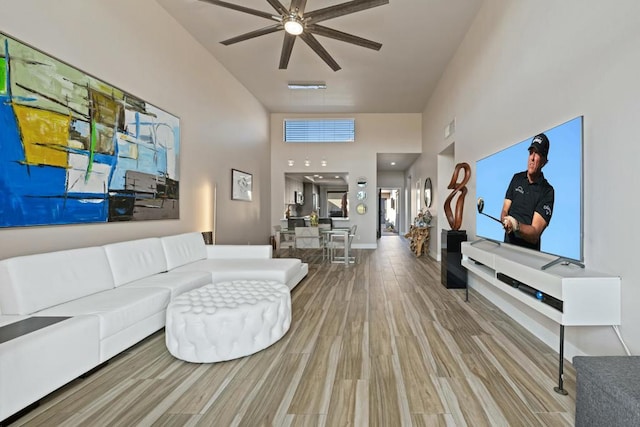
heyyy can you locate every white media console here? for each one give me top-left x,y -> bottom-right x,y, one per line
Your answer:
461,240 -> 621,394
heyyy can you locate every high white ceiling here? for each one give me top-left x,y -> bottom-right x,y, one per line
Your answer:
157,0 -> 483,169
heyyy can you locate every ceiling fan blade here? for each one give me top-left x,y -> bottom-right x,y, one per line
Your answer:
199,0 -> 279,21
279,33 -> 296,69
299,32 -> 341,71
305,0 -> 388,25
306,24 -> 382,50
265,0 -> 289,16
221,24 -> 283,45
289,0 -> 308,17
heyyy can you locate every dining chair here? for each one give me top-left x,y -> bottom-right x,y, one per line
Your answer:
318,223 -> 332,260
294,227 -> 321,249
294,227 -> 321,261
273,225 -> 295,256
327,225 -> 357,264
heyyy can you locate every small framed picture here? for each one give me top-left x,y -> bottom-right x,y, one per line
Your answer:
231,169 -> 252,201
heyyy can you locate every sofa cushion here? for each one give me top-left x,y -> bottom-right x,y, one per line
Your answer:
171,258 -> 303,287
0,247 -> 114,315
205,245 -> 272,259
121,271 -> 211,298
104,237 -> 168,287
36,287 -> 170,339
160,232 -> 207,271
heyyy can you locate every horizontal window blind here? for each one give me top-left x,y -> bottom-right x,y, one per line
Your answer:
284,119 -> 355,142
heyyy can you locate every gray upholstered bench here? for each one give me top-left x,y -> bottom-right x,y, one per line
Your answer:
573,356 -> 640,426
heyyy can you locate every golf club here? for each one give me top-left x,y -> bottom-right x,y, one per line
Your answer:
477,197 -> 502,224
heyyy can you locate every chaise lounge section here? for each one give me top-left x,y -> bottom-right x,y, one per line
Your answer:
164,232 -> 308,289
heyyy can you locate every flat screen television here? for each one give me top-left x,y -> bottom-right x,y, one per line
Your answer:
475,116 -> 583,262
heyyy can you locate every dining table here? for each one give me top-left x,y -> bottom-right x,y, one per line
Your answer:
280,227 -> 352,265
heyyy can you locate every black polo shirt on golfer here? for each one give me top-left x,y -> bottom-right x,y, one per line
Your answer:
504,171 -> 554,250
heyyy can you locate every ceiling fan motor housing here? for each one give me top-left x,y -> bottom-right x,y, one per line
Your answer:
201,0 -> 389,71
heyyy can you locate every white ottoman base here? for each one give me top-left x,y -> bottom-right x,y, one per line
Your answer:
165,280 -> 291,363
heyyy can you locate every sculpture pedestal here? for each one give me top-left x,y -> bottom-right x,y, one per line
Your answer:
441,230 -> 467,289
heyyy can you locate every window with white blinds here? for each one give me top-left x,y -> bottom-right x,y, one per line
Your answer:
284,118 -> 355,142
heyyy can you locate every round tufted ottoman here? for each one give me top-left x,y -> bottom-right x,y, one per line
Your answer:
165,280 -> 291,363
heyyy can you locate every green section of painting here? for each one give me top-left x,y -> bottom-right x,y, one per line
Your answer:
1,34 -> 125,120
1,36 -> 6,94
0,57 -> 6,94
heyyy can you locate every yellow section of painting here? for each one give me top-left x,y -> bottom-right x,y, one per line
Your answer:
117,132 -> 139,159
14,104 -> 71,167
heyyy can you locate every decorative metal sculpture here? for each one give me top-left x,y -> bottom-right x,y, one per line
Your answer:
444,162 -> 471,230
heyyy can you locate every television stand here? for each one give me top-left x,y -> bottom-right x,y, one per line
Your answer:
542,257 -> 585,270
461,240 -> 620,395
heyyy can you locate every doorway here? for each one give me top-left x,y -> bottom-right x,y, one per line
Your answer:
378,188 -> 400,237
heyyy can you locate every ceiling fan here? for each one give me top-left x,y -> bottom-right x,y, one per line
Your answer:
199,0 -> 389,71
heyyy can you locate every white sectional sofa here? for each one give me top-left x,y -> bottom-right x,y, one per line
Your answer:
0,232 -> 307,423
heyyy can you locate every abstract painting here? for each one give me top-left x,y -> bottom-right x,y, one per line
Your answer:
0,32 -> 180,228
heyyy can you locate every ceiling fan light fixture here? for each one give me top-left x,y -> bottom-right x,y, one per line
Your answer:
283,16 -> 304,35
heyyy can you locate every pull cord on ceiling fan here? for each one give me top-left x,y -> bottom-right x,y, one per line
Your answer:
199,0 -> 389,71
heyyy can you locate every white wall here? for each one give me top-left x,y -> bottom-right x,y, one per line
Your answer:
418,0 -> 640,356
377,171 -> 405,189
406,147 -> 442,259
0,0 -> 270,259
271,113 -> 421,248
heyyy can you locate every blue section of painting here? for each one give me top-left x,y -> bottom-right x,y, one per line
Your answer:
111,123 -> 168,190
0,100 -> 109,226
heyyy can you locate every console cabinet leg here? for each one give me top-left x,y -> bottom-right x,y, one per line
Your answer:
554,325 -> 568,395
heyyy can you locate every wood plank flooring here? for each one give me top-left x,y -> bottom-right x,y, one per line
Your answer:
11,235 -> 576,426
